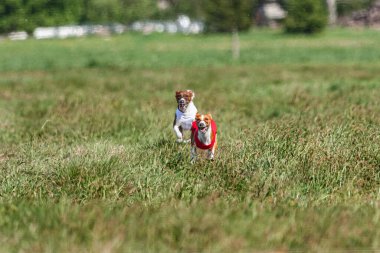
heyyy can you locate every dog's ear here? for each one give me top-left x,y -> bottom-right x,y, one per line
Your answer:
186,90 -> 194,100
195,113 -> 201,120
207,113 -> 212,120
175,91 -> 183,101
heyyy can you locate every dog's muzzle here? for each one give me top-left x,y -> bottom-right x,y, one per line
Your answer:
178,98 -> 187,111
198,121 -> 207,133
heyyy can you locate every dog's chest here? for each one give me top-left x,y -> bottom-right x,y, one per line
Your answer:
197,128 -> 212,145
176,102 -> 197,130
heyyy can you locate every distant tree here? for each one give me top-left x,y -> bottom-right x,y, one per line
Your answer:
0,0 -> 26,33
25,0 -> 83,29
168,0 -> 203,19
203,0 -> 255,60
81,0 -> 123,23
284,0 -> 327,34
120,0 -> 158,23
204,0 -> 254,33
80,0 -> 159,24
326,0 -> 337,25
0,0 -> 85,33
0,0 -> 161,34
1,0 -> 221,34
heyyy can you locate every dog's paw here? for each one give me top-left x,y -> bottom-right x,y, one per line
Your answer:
176,138 -> 183,143
190,158 -> 196,164
183,139 -> 191,144
207,154 -> 215,161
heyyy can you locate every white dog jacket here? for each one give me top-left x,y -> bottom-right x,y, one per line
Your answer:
175,101 -> 197,131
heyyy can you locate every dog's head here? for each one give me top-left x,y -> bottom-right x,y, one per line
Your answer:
195,113 -> 212,133
175,90 -> 194,112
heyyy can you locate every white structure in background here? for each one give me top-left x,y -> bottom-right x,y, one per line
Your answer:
33,27 -> 57,39
33,24 -> 126,40
112,23 -> 125,34
164,22 -> 178,33
256,0 -> 287,27
56,26 -> 86,39
8,31 -> 28,40
264,2 -> 286,19
177,15 -> 191,31
6,16 -> 201,41
130,15 -> 204,35
188,21 -> 204,34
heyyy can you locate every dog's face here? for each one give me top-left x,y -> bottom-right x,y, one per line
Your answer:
175,90 -> 193,112
195,113 -> 212,133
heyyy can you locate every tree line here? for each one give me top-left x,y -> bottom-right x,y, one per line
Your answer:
0,0 -> 160,33
0,0 -> 375,34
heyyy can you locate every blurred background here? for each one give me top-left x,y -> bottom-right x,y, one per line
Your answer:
1,0 -> 380,41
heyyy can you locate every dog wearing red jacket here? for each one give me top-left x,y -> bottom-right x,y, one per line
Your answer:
191,112 -> 218,163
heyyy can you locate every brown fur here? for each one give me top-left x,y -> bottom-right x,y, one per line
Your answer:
175,90 -> 193,104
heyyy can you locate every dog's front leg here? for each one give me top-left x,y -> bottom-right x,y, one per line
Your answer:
207,149 -> 214,160
190,132 -> 197,163
207,134 -> 217,160
191,145 -> 197,163
173,123 -> 183,143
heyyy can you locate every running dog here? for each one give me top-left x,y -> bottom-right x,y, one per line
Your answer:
173,90 -> 197,143
191,112 -> 218,163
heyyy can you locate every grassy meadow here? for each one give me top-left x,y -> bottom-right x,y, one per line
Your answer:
2,28 -> 380,252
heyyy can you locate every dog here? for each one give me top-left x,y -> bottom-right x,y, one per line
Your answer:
191,112 -> 218,163
173,90 -> 197,143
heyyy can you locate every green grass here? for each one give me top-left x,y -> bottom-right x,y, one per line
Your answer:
1,28 -> 380,252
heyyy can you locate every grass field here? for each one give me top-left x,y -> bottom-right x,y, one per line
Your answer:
1,28 -> 380,252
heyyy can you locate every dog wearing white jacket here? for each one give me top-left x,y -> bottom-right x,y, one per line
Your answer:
173,90 -> 197,143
